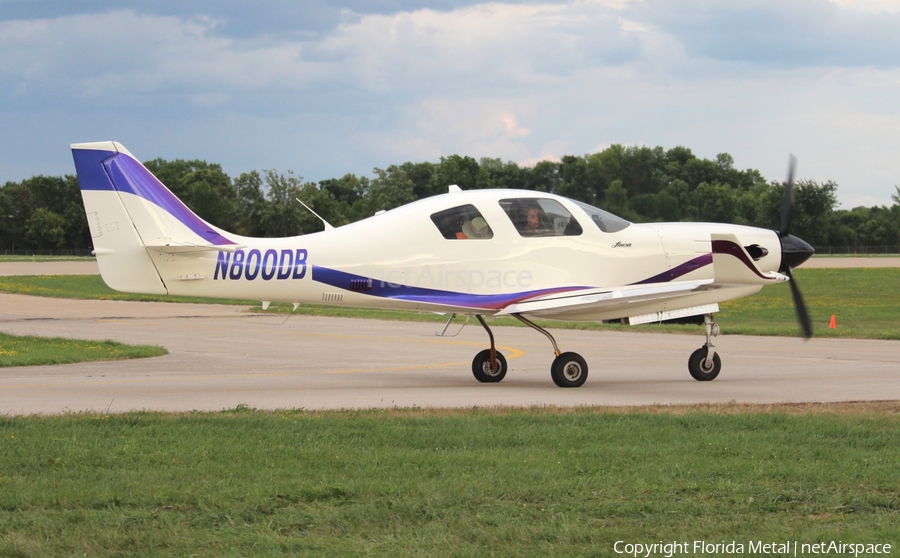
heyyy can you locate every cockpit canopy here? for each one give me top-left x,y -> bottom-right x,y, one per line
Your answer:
429,194 -> 630,240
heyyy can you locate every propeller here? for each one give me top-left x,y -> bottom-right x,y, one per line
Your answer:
780,155 -> 796,237
777,155 -> 813,339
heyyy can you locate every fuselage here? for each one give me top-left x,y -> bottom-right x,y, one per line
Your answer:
143,189 -> 783,321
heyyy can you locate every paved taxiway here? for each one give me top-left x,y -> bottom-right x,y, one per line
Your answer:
2,288 -> 899,414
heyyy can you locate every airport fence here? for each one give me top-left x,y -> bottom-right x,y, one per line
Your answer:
1,248 -> 94,257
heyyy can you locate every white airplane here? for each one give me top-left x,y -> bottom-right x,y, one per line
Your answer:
71,141 -> 814,388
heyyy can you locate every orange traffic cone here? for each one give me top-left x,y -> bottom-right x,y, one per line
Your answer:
829,315 -> 836,329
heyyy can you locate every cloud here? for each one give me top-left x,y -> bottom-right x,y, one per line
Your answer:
0,1 -> 898,207
634,0 -> 900,69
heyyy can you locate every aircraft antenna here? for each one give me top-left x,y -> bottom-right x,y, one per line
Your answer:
295,198 -> 334,230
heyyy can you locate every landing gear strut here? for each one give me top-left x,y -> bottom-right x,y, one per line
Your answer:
472,315 -> 507,382
688,314 -> 721,381
512,314 -> 588,388
469,314 -> 588,387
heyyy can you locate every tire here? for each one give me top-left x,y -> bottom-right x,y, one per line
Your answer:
688,347 -> 721,381
551,352 -> 588,388
472,349 -> 507,383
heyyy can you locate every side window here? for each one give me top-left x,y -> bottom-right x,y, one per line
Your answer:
430,204 -> 494,240
570,199 -> 631,233
499,198 -> 583,237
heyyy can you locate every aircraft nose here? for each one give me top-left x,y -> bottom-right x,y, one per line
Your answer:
780,234 -> 815,271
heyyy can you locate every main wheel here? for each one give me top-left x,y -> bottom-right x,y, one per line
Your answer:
472,349 -> 508,383
551,352 -> 588,388
688,347 -> 721,381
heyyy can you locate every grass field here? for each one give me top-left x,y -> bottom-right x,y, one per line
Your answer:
0,332 -> 167,367
1,268 -> 899,339
1,405 -> 898,556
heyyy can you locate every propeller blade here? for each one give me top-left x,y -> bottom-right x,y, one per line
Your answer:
785,267 -> 813,339
780,154 -> 796,237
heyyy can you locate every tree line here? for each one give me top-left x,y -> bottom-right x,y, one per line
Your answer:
2,145 -> 899,251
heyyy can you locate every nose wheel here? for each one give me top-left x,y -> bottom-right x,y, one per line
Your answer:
688,314 -> 722,381
688,347 -> 721,381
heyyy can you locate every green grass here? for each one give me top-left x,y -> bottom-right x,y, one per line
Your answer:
0,255 -> 94,262
0,332 -> 167,367
1,268 -> 899,339
717,268 -> 900,339
0,274 -> 253,306
1,405 -> 898,556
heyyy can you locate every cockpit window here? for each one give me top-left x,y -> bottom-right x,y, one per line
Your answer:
569,199 -> 631,233
499,198 -> 583,237
430,204 -> 493,240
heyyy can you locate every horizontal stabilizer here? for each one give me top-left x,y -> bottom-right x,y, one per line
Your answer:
146,243 -> 245,254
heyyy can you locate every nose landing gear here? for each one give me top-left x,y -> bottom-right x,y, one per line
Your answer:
688,314 -> 721,381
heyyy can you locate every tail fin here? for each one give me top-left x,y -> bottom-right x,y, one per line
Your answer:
71,141 -> 237,294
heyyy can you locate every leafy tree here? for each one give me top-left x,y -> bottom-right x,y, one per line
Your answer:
398,162 -> 436,199
233,171 -> 267,237
691,182 -> 739,224
430,155 -> 491,193
791,180 -> 838,246
527,160 -> 560,193
258,169 -> 306,237
181,168 -> 237,229
586,145 -> 623,202
319,174 -> 369,224
25,207 -> 67,248
619,146 -> 664,197
480,158 -> 530,191
143,159 -> 237,228
558,155 -> 595,204
603,179 -> 629,217
0,181 -> 36,250
365,166 -> 417,215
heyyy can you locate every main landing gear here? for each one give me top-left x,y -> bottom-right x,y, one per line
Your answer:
471,315 -> 508,383
688,314 -> 721,381
471,314 -> 588,388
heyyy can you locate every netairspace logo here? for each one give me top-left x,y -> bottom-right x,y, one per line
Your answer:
613,540 -> 892,558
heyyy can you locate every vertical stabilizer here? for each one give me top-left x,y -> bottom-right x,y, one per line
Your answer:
73,140 -> 242,297
72,142 -> 167,294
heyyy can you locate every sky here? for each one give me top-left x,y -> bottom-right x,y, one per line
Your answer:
1,0 -> 899,208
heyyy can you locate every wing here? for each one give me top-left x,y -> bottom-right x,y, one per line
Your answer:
495,279 -> 714,318
496,233 -> 788,322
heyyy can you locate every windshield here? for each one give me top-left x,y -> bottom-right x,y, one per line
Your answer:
569,199 -> 630,233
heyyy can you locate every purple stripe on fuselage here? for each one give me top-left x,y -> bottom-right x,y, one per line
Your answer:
631,253 -> 712,285
711,240 -> 774,280
102,154 -> 235,246
312,266 -> 588,310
